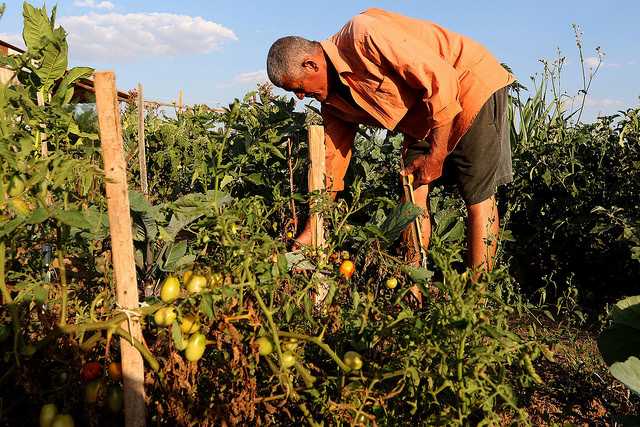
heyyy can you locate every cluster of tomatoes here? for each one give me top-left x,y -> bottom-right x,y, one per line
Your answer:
38,360 -> 124,427
154,270 -> 221,362
82,360 -> 125,412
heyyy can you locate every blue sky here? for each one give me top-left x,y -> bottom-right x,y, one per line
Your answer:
1,0 -> 639,123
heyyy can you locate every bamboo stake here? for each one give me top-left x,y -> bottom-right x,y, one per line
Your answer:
178,90 -> 183,116
94,71 -> 146,427
138,83 -> 148,197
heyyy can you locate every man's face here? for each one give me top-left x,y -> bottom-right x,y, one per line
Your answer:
280,58 -> 330,102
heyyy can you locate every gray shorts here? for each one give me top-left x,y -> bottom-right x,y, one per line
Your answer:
403,86 -> 513,206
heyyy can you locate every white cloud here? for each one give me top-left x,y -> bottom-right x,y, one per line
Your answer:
215,70 -> 268,89
58,13 -> 237,63
73,0 -> 115,10
583,97 -> 624,107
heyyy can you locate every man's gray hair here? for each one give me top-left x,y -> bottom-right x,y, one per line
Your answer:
267,36 -> 322,87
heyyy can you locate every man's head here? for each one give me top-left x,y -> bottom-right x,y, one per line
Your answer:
267,36 -> 331,102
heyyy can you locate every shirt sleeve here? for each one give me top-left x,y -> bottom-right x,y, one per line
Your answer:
321,107 -> 358,192
361,21 -> 463,129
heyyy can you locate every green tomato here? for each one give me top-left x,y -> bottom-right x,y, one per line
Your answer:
255,336 -> 273,356
282,338 -> 298,352
160,277 -> 181,302
51,414 -> 75,427
185,333 -> 207,362
154,307 -> 177,327
343,351 -> 363,371
85,379 -> 105,404
7,175 -> 25,197
186,275 -> 207,293
281,351 -> 296,369
107,384 -> 125,413
39,403 -> 58,427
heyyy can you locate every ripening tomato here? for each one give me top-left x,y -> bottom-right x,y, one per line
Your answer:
186,274 -> 207,293
107,361 -> 123,382
255,336 -> 273,356
160,277 -> 181,302
343,351 -> 363,371
179,314 -> 201,334
50,414 -> 75,427
39,403 -> 58,427
339,260 -> 355,278
107,384 -> 124,413
185,333 -> 207,362
385,277 -> 398,289
154,307 -> 177,327
7,175 -> 25,197
81,361 -> 102,381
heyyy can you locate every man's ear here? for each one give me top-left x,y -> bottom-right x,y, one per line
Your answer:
302,59 -> 319,72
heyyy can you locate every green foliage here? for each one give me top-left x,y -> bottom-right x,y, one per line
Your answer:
501,43 -> 640,303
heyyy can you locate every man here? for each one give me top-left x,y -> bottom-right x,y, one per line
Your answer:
266,8 -> 514,274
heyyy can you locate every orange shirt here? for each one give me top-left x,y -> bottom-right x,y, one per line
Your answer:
319,8 -> 515,192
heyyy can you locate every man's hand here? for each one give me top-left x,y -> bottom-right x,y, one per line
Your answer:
402,121 -> 453,187
402,152 -> 445,186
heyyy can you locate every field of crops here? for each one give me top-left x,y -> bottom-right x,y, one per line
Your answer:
1,4 -> 639,427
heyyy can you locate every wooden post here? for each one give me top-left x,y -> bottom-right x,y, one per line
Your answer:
308,125 -> 329,305
178,90 -> 183,116
307,125 -> 325,247
94,71 -> 146,427
138,83 -> 148,197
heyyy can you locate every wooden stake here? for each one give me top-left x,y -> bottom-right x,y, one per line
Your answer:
94,71 -> 146,427
178,90 -> 183,116
307,125 -> 325,247
308,125 -> 329,305
138,83 -> 148,197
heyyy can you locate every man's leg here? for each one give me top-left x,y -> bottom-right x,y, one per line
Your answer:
466,194 -> 499,275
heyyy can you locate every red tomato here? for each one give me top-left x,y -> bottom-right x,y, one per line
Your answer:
81,361 -> 102,381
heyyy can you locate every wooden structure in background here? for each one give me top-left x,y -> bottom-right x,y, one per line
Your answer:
94,71 -> 146,427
